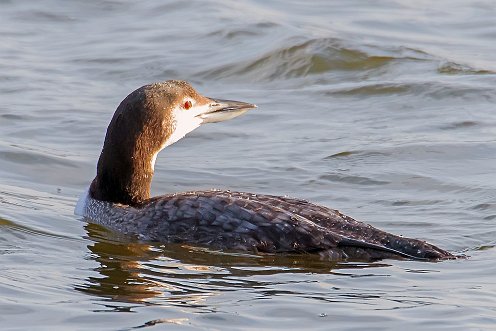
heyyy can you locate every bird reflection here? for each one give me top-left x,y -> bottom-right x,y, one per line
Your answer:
76,223 -> 391,306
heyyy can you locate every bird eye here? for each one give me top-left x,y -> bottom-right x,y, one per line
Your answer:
183,100 -> 192,110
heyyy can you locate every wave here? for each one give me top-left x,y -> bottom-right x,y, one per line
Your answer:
200,37 -> 404,81
200,36 -> 495,83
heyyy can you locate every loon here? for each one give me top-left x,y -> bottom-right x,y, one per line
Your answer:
75,80 -> 454,261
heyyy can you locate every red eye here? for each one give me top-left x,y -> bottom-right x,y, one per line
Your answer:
184,100 -> 192,110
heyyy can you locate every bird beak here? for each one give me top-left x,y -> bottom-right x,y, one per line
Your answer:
197,98 -> 257,123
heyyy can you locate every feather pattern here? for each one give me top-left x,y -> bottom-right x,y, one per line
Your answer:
81,189 -> 453,261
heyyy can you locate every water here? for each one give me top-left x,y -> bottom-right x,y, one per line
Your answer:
1,0 -> 495,330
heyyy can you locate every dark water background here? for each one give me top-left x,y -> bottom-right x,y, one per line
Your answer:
1,1 -> 495,330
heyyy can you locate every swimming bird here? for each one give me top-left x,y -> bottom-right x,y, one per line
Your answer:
75,80 -> 454,261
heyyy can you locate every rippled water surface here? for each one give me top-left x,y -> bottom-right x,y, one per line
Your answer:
1,1 -> 495,330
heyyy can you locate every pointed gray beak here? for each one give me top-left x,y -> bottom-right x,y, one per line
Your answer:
198,98 -> 257,123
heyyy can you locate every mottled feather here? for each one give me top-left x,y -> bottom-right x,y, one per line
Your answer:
82,189 -> 453,261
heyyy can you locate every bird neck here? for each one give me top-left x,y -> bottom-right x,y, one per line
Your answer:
88,92 -> 172,206
89,143 -> 156,206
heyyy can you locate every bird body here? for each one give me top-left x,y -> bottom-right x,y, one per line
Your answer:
75,80 -> 454,261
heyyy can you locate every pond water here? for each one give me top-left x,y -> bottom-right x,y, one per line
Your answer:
0,1 -> 495,330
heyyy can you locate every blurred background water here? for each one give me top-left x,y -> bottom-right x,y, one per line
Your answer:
1,1 -> 495,330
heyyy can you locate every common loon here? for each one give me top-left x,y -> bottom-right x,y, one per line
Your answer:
75,80 -> 454,261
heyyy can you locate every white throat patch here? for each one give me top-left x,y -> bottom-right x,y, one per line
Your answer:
163,109 -> 203,148
150,103 -> 206,171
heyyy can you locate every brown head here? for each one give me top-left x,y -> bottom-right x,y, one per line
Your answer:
89,80 -> 256,205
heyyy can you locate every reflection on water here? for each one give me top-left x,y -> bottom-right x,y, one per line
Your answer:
78,225 -> 163,305
78,223 -> 392,306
